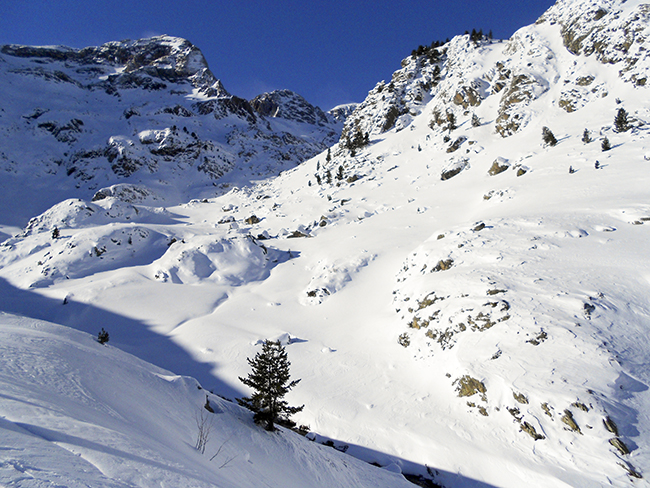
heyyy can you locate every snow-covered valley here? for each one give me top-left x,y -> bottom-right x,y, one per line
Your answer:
2,0 -> 650,486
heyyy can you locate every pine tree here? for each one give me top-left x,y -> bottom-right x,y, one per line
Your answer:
237,340 -> 304,431
601,137 -> 611,151
97,328 -> 109,344
582,128 -> 591,144
614,108 -> 630,132
542,126 -> 557,147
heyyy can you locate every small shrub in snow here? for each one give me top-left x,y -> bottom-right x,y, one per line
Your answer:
582,128 -> 592,144
471,113 -> 481,127
194,407 -> 213,454
542,126 -> 557,147
398,333 -> 410,347
51,227 -> 60,239
97,328 -> 109,344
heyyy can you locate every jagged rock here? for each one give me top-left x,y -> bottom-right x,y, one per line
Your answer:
250,90 -> 331,126
0,35 -> 350,214
488,157 -> 510,175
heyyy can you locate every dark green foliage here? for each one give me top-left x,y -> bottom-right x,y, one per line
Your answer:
51,227 -> 60,239
341,126 -> 369,156
469,28 -> 488,44
542,126 -> 557,146
432,65 -> 441,82
237,340 -> 304,431
336,165 -> 344,181
326,170 -> 332,185
601,137 -> 611,151
325,148 -> 331,164
411,40 -> 444,63
582,128 -> 592,144
614,108 -> 630,132
97,328 -> 109,344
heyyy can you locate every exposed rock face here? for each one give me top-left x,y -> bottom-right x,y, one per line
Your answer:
0,36 -> 349,222
2,36 -> 226,97
251,89 -> 330,126
538,0 -> 650,85
335,0 -> 648,148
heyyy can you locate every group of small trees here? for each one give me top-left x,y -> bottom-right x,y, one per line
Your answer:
411,40 -> 446,63
544,107 -> 630,152
466,28 -> 493,44
341,126 -> 369,156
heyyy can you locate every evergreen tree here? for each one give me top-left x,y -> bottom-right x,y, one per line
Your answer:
614,108 -> 630,132
51,227 -> 60,239
542,126 -> 558,147
326,148 -> 331,164
601,137 -> 611,151
238,340 -> 304,431
97,328 -> 109,344
471,114 -> 481,127
582,128 -> 592,144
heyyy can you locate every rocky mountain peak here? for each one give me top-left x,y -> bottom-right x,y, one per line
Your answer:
250,89 -> 331,126
0,36 -> 350,224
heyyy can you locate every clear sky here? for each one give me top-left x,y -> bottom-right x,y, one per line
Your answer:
0,0 -> 555,110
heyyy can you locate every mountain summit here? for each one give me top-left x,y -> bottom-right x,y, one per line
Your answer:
0,35 -> 347,225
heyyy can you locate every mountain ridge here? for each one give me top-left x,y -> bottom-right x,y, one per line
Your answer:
0,35 -> 353,226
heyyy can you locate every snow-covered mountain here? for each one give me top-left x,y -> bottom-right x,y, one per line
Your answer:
2,0 -> 650,487
0,35 -> 348,226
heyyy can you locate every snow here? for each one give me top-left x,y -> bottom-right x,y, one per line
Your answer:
0,314 -> 412,488
2,0 -> 650,486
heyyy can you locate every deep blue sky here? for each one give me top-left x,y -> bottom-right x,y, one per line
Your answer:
0,0 -> 555,110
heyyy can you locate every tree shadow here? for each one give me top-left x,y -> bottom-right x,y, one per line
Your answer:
0,277 -> 242,399
302,431 -> 500,488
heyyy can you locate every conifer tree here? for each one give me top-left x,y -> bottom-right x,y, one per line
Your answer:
601,137 -> 611,151
237,340 -> 304,431
542,126 -> 558,147
582,128 -> 591,144
614,108 -> 630,132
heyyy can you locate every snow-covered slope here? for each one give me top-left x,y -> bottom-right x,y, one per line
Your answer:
0,35 -> 344,226
2,0 -> 650,486
0,313 -> 412,487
